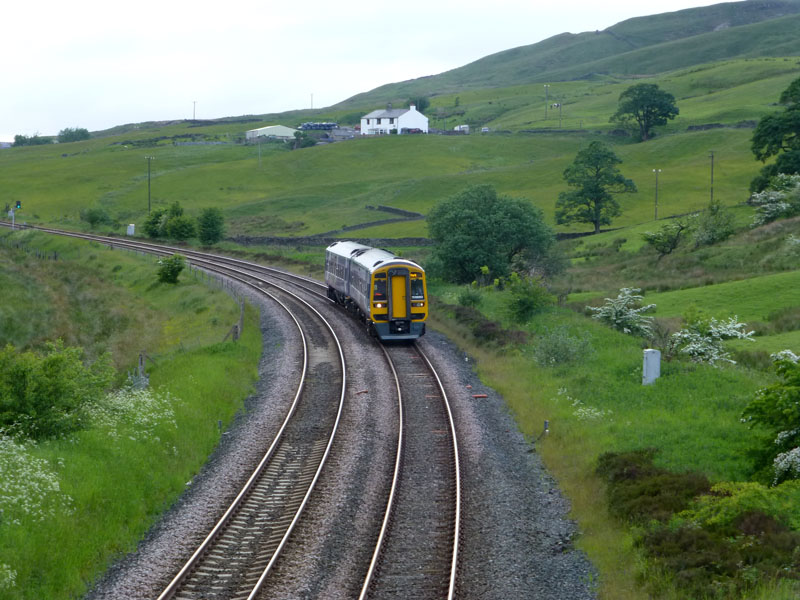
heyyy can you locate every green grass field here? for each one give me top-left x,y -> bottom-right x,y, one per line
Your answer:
2,58 -> 799,243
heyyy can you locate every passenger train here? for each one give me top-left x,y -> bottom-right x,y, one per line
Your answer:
324,241 -> 427,341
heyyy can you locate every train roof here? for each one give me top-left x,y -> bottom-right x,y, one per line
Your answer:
326,241 -> 423,273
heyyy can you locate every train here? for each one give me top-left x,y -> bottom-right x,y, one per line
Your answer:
324,241 -> 427,341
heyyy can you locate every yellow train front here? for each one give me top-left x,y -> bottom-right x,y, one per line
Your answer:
325,241 -> 427,341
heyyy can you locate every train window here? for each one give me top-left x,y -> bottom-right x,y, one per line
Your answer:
410,278 -> 425,300
373,279 -> 386,300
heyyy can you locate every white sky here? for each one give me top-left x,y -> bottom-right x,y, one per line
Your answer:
0,0 -> 721,142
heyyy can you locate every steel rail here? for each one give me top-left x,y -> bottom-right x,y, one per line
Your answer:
0,221 -> 351,599
415,343 -> 461,600
358,343 -> 404,600
156,280 -> 309,600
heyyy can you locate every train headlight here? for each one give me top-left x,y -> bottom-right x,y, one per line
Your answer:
411,302 -> 425,307
374,303 -> 385,308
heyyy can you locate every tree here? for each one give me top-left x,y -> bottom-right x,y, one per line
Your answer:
143,208 -> 168,238
57,127 -> 90,143
556,141 -> 636,233
427,184 -> 555,284
12,133 -> 51,147
408,97 -> 430,113
197,207 -> 225,245
611,83 -> 679,142
641,220 -> 688,261
750,76 -> 800,191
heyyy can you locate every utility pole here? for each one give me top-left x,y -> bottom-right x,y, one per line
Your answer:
193,101 -> 196,120
544,84 -> 550,120
145,156 -> 154,213
653,169 -> 662,220
709,150 -> 715,203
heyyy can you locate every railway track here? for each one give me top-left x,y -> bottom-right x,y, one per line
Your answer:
360,342 -> 460,600
1,223 -> 461,598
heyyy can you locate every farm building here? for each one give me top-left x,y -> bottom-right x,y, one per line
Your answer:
245,125 -> 298,142
360,104 -> 428,135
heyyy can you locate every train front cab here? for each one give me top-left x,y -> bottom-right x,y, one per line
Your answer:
369,264 -> 427,341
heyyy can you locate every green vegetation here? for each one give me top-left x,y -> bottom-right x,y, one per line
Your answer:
0,230 -> 262,598
426,184 -> 555,283
157,254 -> 186,283
2,8 -> 800,597
611,83 -> 680,141
556,141 -> 637,233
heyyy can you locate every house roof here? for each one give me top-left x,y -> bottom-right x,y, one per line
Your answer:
362,107 -> 411,119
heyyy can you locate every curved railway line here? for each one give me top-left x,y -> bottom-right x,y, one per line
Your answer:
1,223 -> 461,599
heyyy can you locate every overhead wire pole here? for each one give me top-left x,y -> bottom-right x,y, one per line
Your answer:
709,150 -> 715,203
145,156 -> 154,213
544,84 -> 550,120
653,169 -> 661,220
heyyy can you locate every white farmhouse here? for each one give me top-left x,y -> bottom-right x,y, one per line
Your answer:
245,125 -> 298,142
360,104 -> 428,135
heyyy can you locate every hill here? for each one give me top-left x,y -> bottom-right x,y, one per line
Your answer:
337,0 -> 800,107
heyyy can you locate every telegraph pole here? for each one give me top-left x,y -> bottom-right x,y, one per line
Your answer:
145,156 -> 154,213
709,150 -> 715,203
544,84 -> 550,120
653,169 -> 662,220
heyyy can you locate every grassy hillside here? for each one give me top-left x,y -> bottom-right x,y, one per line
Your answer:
2,58 -> 799,243
337,0 -> 800,106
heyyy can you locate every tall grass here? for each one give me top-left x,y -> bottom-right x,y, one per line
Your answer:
0,232 -> 262,598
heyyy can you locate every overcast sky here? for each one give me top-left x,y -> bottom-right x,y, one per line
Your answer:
1,0 -> 722,142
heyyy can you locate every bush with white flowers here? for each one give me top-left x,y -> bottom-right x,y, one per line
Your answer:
742,352 -> 800,484
671,316 -> 754,365
587,287 -> 656,337
749,173 -> 800,226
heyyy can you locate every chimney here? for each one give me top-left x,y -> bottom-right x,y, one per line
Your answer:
387,102 -> 392,110
410,104 -> 416,111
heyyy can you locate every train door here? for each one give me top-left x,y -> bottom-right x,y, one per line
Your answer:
388,268 -> 410,320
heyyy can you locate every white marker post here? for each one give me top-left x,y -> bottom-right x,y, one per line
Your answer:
643,349 -> 661,385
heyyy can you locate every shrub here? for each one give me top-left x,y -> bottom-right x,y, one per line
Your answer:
742,353 -> 800,483
456,287 -> 482,308
692,199 -> 736,247
642,221 -> 687,260
165,215 -> 196,241
671,315 -> 754,365
533,326 -> 593,366
749,174 -> 800,227
596,449 -> 710,524
640,481 -> 800,598
0,341 -> 114,440
157,254 -> 186,284
587,287 -> 655,337
79,207 -> 111,229
197,207 -> 225,245
506,273 -> 554,322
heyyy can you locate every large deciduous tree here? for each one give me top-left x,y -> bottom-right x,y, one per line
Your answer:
427,184 -> 555,284
750,76 -> 800,192
611,83 -> 679,142
556,141 -> 636,234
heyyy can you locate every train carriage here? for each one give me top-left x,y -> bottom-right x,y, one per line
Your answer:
325,241 -> 427,341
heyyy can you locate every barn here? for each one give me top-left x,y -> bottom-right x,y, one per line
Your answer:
245,125 -> 298,142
